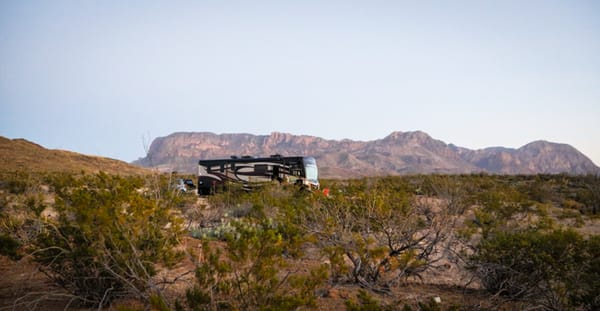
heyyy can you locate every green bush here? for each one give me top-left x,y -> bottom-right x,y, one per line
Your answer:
31,172 -> 184,308
0,233 -> 21,260
0,170 -> 40,194
187,217 -> 327,310
469,229 -> 600,310
288,178 -> 463,292
345,290 -> 395,311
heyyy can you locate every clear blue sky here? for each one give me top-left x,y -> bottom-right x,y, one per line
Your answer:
1,1 -> 599,165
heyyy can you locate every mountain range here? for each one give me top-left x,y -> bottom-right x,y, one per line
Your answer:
134,131 -> 600,178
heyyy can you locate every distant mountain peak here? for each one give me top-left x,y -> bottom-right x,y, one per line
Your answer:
267,131 -> 295,143
520,140 -> 570,151
385,130 -> 431,141
134,131 -> 600,177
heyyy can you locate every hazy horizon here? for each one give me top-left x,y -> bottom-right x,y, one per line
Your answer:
1,1 -> 599,165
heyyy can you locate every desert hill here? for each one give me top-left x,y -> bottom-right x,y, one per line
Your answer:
134,131 -> 600,178
0,136 -> 147,175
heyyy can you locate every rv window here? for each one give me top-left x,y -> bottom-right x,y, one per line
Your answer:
255,164 -> 268,174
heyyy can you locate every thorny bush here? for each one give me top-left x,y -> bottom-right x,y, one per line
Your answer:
31,172 -> 184,308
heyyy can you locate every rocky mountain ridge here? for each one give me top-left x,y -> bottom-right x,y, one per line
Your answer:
134,131 -> 600,178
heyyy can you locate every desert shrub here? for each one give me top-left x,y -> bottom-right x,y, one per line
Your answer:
190,222 -> 236,240
513,174 -> 600,216
464,184 -> 555,241
0,170 -> 41,194
575,175 -> 600,215
570,234 -> 600,310
199,184 -> 254,223
293,178 -> 463,292
0,171 -> 49,258
469,229 -> 600,310
31,172 -> 184,308
187,217 -> 327,310
24,193 -> 46,216
345,290 -> 451,311
525,175 -> 558,204
344,290 -> 395,311
0,233 -> 21,259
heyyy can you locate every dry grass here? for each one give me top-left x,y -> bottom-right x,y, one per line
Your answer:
0,136 -> 148,175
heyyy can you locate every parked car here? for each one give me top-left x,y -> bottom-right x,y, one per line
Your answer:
174,178 -> 196,192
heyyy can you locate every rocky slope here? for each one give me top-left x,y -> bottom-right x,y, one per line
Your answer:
134,131 -> 600,178
0,136 -> 148,175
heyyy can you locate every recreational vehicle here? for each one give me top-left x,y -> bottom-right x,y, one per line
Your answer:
197,155 -> 319,195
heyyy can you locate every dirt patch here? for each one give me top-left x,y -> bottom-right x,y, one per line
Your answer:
0,255 -> 77,310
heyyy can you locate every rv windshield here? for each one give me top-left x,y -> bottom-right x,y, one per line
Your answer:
303,157 -> 319,183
